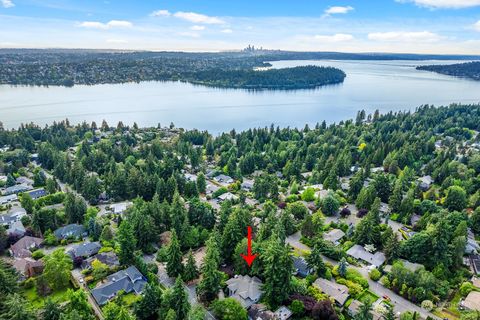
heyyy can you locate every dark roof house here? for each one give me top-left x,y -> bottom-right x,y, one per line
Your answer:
69,242 -> 101,259
292,256 -> 312,278
91,266 -> 147,305
26,188 -> 47,200
82,251 -> 120,270
248,304 -> 276,319
54,224 -> 86,239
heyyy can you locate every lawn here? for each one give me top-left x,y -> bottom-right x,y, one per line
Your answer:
358,290 -> 380,305
22,285 -> 72,308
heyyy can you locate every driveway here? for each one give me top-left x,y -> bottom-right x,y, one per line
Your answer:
71,269 -> 104,320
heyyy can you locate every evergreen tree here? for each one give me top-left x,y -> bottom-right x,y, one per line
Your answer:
262,235 -> 293,309
1,293 -> 36,320
134,283 -> 162,320
43,299 -> 61,320
196,173 -> 206,194
183,250 -> 199,282
198,233 -> 223,302
170,277 -> 190,320
338,257 -> 348,278
307,242 -> 327,277
166,230 -> 184,277
117,220 -> 137,266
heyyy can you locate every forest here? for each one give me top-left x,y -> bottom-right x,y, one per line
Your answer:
1,104 -> 480,320
417,62 -> 480,81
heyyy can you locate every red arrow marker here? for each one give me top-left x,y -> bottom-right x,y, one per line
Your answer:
240,226 -> 258,267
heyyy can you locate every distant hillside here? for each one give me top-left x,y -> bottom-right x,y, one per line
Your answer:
417,61 -> 480,81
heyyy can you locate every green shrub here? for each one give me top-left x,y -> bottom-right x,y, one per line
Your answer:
369,268 -> 382,281
31,250 -> 45,260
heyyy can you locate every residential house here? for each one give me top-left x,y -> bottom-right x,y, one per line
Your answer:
214,174 -> 234,185
371,167 -> 384,173
0,194 -> 18,205
248,304 -> 276,319
274,306 -> 293,320
16,176 -> 34,185
462,291 -> 480,311
10,236 -> 43,258
313,278 -> 350,306
26,188 -> 47,200
54,224 -> 86,240
206,182 -> 220,195
323,229 -> 345,245
217,192 -> 239,202
2,184 -> 33,195
466,229 -> 480,255
471,255 -> 480,275
226,275 -> 263,308
69,242 -> 101,259
184,173 -> 198,182
418,176 -> 433,191
384,259 -> 424,273
91,266 -> 147,306
346,245 -> 386,267
241,179 -> 254,191
82,251 -> 120,270
109,202 -> 132,215
0,207 -> 26,228
13,257 -> 44,278
292,256 -> 312,278
7,220 -> 26,238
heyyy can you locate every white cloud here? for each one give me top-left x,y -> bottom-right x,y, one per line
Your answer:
173,11 -> 225,24
221,28 -> 233,34
78,20 -> 132,30
150,10 -> 171,17
190,25 -> 205,31
313,33 -> 354,42
1,0 -> 14,8
368,31 -> 441,42
324,6 -> 354,15
397,0 -> 480,9
474,20 -> 480,31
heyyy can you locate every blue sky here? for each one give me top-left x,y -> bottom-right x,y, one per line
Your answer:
1,0 -> 480,53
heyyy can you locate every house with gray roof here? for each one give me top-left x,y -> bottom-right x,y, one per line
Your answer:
214,174 -> 234,185
54,224 -> 86,240
417,175 -> 433,191
217,192 -> 239,202
0,207 -> 27,228
0,194 -> 18,205
346,245 -> 386,267
82,251 -> 120,270
323,229 -> 345,245
91,266 -> 147,305
275,306 -> 293,320
7,220 -> 26,238
226,275 -> 263,308
3,184 -> 33,195
313,278 -> 350,306
69,242 -> 101,259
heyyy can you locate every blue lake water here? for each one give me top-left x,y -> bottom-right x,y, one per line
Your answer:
1,60 -> 479,134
